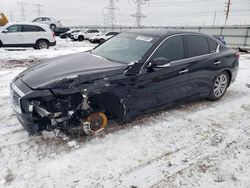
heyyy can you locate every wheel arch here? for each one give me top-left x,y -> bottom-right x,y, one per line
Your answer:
36,38 -> 49,45
88,92 -> 125,121
222,69 -> 232,86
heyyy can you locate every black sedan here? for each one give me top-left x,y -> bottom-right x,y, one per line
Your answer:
53,27 -> 70,36
10,30 -> 239,135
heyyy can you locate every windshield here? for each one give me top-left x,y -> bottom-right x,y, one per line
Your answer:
91,33 -> 159,64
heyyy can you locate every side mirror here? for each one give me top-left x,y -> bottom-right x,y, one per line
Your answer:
2,29 -> 8,33
150,57 -> 171,68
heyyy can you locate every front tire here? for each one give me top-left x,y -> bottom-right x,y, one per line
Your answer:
36,40 -> 49,50
78,35 -> 84,41
208,71 -> 229,101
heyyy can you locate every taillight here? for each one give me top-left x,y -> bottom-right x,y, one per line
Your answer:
235,52 -> 240,60
53,32 -> 55,38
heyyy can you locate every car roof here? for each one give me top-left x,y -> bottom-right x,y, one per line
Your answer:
6,22 -> 49,27
127,29 -> 211,38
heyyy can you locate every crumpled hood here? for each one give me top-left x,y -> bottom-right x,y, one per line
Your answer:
17,52 -> 126,89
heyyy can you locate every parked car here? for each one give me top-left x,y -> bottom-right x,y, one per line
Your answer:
89,31 -> 120,43
60,29 -> 80,39
54,27 -> 70,36
70,29 -> 101,41
213,35 -> 226,45
10,30 -> 239,135
32,17 -> 62,30
0,22 -> 56,49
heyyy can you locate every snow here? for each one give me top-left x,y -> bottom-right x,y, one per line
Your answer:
0,42 -> 250,188
0,37 -> 95,60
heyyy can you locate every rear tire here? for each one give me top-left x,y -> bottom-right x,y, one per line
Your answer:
36,40 -> 49,50
78,35 -> 84,41
208,71 -> 229,101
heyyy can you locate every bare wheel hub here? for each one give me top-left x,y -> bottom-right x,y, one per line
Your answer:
83,112 -> 108,135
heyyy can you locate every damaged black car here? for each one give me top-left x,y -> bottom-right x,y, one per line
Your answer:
10,30 -> 239,135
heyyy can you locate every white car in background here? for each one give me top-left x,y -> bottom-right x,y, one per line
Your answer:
71,29 -> 101,41
32,17 -> 62,30
89,31 -> 120,43
0,22 -> 56,49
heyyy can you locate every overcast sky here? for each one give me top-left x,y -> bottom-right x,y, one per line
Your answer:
0,0 -> 249,26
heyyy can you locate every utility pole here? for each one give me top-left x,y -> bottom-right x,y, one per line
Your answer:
225,0 -> 231,26
213,11 -> 217,26
17,2 -> 26,21
103,0 -> 119,28
34,4 -> 44,17
131,0 -> 149,27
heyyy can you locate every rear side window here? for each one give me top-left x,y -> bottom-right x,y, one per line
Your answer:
152,35 -> 185,61
22,25 -> 45,32
185,35 -> 209,57
208,38 -> 218,53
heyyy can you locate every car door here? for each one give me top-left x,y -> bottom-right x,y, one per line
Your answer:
183,35 -> 220,97
21,25 -> 44,44
1,24 -> 23,45
135,35 -> 190,111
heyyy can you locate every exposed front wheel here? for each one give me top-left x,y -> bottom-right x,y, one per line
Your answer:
83,112 -> 108,135
208,71 -> 229,100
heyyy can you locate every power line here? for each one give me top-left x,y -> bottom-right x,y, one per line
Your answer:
34,4 -> 44,17
131,0 -> 149,27
17,2 -> 26,21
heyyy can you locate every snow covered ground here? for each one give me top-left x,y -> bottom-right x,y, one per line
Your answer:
0,37 -> 95,60
0,41 -> 250,188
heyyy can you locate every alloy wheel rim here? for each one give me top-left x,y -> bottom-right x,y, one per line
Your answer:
39,42 -> 48,49
214,74 -> 228,98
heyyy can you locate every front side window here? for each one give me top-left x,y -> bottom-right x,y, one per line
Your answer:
33,18 -> 42,22
91,33 -> 159,64
42,17 -> 50,21
152,35 -> 185,62
185,35 -> 209,57
5,25 -> 22,33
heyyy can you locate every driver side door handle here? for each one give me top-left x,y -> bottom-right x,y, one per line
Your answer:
213,61 -> 221,65
179,69 -> 189,74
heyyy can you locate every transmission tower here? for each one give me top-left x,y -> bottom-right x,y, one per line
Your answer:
34,4 -> 44,17
103,0 -> 119,27
225,0 -> 231,26
131,0 -> 149,27
17,2 -> 26,21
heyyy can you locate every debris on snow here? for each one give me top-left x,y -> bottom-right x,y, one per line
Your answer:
67,140 -> 77,148
42,131 -> 56,139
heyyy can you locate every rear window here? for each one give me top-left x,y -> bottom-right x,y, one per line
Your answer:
22,25 -> 45,32
185,35 -> 209,57
208,38 -> 218,53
